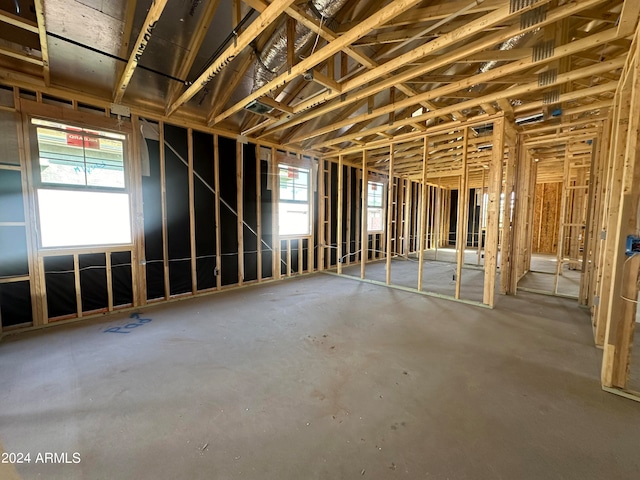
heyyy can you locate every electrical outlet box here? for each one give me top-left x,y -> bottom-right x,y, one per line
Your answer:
625,235 -> 640,256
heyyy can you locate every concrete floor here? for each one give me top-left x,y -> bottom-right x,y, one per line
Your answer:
2,273 -> 640,479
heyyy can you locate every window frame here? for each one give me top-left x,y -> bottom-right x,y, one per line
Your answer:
28,114 -> 135,251
277,159 -> 313,238
366,180 -> 386,234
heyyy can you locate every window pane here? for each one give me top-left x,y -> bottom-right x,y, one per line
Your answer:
37,189 -> 131,247
35,123 -> 125,188
279,202 -> 309,236
37,127 -> 86,185
368,182 -> 383,207
368,207 -> 384,232
279,165 -> 310,235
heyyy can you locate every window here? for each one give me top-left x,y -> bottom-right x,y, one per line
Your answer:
278,165 -> 310,236
367,181 -> 384,233
32,118 -> 131,248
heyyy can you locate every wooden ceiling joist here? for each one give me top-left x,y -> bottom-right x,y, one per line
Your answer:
167,0 -> 299,116
211,0 -> 425,125
113,0 -> 169,103
262,0 -> 608,140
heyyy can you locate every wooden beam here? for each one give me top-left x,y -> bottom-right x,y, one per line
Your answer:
33,0 -> 50,86
267,0 -> 607,138
213,0 -> 424,125
0,9 -> 38,33
312,58 -> 624,150
1,44 -> 43,67
113,0 -> 168,103
167,0 -> 298,116
289,29 -> 619,145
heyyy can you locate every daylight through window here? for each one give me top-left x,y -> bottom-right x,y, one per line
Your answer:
278,165 -> 310,236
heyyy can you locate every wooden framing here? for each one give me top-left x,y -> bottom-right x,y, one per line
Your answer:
483,117 -> 505,307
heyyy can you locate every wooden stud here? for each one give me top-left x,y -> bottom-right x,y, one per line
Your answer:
73,254 -> 82,318
484,117 -> 505,307
386,145 -> 395,284
337,155 -> 344,274
417,137 -> 428,291
237,141 -> 244,285
361,151 -> 368,279
455,127 -> 469,299
214,135 -> 222,290
159,122 -> 170,299
271,147 -> 281,280
477,168 -> 486,265
256,144 -> 263,281
188,129 -> 197,294
346,166 -> 352,265
106,253 -> 113,312
318,159 -> 326,270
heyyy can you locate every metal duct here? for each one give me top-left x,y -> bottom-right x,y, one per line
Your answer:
251,0 -> 348,94
478,31 -> 532,74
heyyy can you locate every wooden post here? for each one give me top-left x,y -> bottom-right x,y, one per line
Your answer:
337,155 -> 344,274
484,117 -> 505,307
386,145 -> 395,284
361,151 -> 368,279
455,127 -> 469,299
417,136 -> 428,291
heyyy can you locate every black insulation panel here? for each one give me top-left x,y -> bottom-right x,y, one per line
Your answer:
79,253 -> 108,312
449,189 -> 458,246
218,136 -> 238,286
243,144 -> 258,282
0,281 -> 32,327
44,256 -> 76,318
111,251 -> 133,306
260,159 -> 272,278
193,130 -> 216,291
290,239 -> 299,274
164,124 -> 192,295
142,137 -> 165,300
